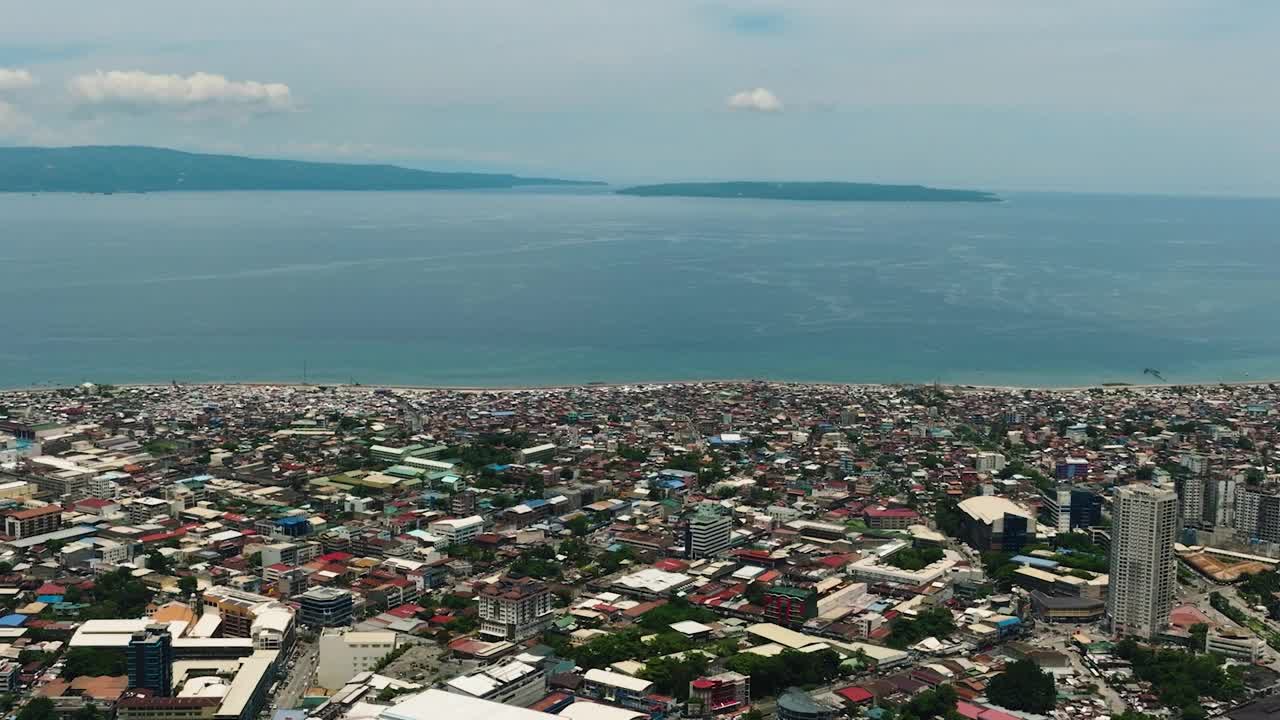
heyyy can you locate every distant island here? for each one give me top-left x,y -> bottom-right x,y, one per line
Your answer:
616,181 -> 999,202
0,146 -> 601,193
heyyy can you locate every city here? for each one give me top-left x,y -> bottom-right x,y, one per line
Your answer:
0,381 -> 1275,720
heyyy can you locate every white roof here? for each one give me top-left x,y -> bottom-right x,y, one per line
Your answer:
957,496 -> 1035,524
558,703 -> 646,720
380,689 -> 553,720
584,668 -> 654,693
669,620 -> 714,635
613,568 -> 694,593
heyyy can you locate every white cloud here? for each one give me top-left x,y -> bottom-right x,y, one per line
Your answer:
0,68 -> 37,92
727,87 -> 783,113
0,101 -> 32,138
68,70 -> 293,113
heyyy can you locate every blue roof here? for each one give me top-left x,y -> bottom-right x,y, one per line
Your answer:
1010,554 -> 1059,569
658,479 -> 687,490
276,516 -> 308,527
0,614 -> 27,627
485,464 -> 511,472
490,411 -> 516,417
525,499 -> 548,509
36,595 -> 63,604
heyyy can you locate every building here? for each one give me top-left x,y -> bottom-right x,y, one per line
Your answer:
1107,484 -> 1178,639
1039,486 -> 1102,533
1206,626 -> 1265,662
762,586 -> 818,628
1175,475 -> 1207,529
479,575 -> 553,642
4,504 -> 62,539
128,624 -> 175,696
117,696 -> 220,720
956,496 -> 1034,553
687,672 -> 750,717
1235,485 -> 1280,543
299,587 -> 354,628
861,506 -> 920,531
581,669 -> 655,713
515,444 -> 557,464
200,587 -> 295,651
1029,591 -> 1106,623
974,452 -> 1006,474
684,504 -> 732,559
775,688 -> 837,720
428,515 -> 484,545
445,659 -> 547,708
317,629 -> 399,690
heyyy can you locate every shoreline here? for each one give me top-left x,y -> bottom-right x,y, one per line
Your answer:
2,376 -> 1276,395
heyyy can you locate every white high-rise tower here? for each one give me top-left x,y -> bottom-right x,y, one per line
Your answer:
1107,484 -> 1178,639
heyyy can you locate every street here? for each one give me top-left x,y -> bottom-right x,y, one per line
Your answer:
274,640 -> 320,711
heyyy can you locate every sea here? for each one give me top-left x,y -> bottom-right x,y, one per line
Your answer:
2,188 -> 1279,390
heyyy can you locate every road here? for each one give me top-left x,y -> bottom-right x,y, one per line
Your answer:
275,640 -> 320,711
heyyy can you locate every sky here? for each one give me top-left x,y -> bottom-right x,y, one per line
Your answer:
1,0 -> 1278,195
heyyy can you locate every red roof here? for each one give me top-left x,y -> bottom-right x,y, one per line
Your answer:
76,499 -> 115,509
835,687 -> 874,704
317,552 -> 353,563
36,583 -> 66,595
387,604 -> 425,619
863,507 -> 920,519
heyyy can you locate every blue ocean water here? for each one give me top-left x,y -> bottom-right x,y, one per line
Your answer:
1,189 -> 1279,388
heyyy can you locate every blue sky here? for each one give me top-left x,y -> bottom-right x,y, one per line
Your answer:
0,0 -> 1277,195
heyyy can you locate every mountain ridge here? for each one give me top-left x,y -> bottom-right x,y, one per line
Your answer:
0,145 -> 602,193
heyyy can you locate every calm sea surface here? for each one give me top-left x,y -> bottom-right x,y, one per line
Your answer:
2,189 -> 1279,388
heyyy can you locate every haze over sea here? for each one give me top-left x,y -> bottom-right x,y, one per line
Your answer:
3,189 -> 1279,389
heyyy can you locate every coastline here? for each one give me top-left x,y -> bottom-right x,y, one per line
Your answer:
3,376 -> 1276,395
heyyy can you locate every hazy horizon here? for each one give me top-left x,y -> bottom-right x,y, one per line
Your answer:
1,2 -> 1277,197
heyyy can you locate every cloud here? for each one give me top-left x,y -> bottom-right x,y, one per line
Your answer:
0,101 -> 33,138
68,70 -> 293,113
727,87 -> 783,112
0,68 -> 37,92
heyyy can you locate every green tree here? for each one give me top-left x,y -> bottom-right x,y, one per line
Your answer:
986,659 -> 1056,713
17,698 -> 57,720
1189,623 -> 1209,652
147,552 -> 173,575
178,576 -> 199,597
565,515 -> 591,537
641,654 -> 711,701
62,647 -> 127,679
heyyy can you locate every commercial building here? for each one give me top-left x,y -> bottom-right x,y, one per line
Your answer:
581,669 -> 655,713
445,659 -> 547,708
1206,626 -> 1265,662
687,672 -> 750,717
4,505 -> 62,539
128,624 -> 175,696
861,506 -> 920,531
428,515 -> 484,545
762,586 -> 818,628
776,688 -> 837,720
479,575 -> 553,642
956,496 -> 1034,553
1107,484 -> 1178,639
1038,486 -> 1101,533
201,587 -> 295,651
684,504 -> 732,559
299,587 -> 354,628
317,629 -> 399,690
515,444 -> 557,464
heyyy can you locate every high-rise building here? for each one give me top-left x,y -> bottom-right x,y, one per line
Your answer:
684,504 -> 733,559
478,575 -> 553,642
127,625 -> 174,696
1234,485 -> 1280,543
1174,475 -> 1207,529
1208,476 -> 1238,529
298,587 -> 354,628
1107,484 -> 1178,639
